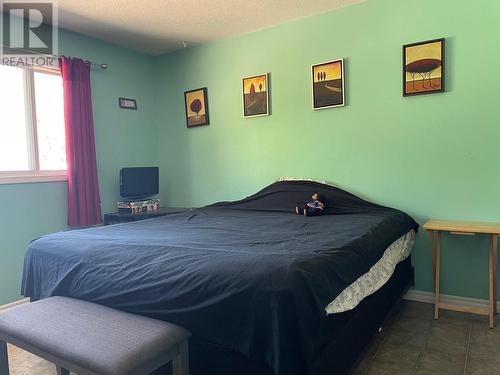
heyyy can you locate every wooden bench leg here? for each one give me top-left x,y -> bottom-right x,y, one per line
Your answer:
56,366 -> 70,375
172,341 -> 189,375
0,340 -> 9,375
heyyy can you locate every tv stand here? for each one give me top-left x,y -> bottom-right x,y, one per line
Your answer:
103,207 -> 189,225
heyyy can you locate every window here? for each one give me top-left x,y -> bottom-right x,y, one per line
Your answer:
0,64 -> 66,183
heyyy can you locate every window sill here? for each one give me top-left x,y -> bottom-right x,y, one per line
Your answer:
0,171 -> 67,185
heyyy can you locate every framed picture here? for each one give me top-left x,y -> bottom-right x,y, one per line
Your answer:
184,87 -> 209,127
403,38 -> 445,96
311,59 -> 345,110
242,73 -> 269,117
118,97 -> 137,110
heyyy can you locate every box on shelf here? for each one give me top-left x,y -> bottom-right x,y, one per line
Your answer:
117,199 -> 160,214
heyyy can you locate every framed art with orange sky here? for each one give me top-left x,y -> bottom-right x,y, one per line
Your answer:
403,38 -> 445,96
311,59 -> 345,109
242,73 -> 269,117
184,87 -> 209,127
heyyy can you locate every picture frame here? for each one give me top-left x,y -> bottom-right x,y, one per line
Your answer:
118,97 -> 137,110
403,38 -> 445,96
184,87 -> 209,127
311,59 -> 345,110
242,73 -> 269,118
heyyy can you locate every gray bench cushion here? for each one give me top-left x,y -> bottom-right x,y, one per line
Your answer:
0,297 -> 191,375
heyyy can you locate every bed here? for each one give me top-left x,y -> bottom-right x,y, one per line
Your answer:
21,180 -> 418,375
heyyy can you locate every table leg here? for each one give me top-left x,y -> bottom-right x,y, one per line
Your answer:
494,236 -> 498,315
434,231 -> 442,320
428,230 -> 436,288
489,234 -> 497,328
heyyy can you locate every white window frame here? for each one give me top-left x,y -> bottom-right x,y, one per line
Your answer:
0,65 -> 67,184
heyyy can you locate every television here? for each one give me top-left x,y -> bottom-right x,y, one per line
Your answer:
120,167 -> 159,199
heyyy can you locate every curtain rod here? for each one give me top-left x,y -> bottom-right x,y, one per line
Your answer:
0,45 -> 108,69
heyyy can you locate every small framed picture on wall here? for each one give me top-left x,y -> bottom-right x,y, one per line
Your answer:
242,73 -> 269,118
311,59 -> 345,110
118,97 -> 137,110
403,38 -> 445,96
184,87 -> 209,127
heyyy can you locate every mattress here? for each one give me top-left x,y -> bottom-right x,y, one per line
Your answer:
154,257 -> 413,375
22,180 -> 418,375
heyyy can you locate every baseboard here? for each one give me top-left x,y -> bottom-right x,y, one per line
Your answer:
404,289 -> 500,310
0,298 -> 29,311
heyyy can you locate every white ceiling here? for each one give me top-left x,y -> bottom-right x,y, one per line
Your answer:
57,0 -> 366,55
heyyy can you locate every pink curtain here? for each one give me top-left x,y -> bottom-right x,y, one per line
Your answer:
59,56 -> 102,226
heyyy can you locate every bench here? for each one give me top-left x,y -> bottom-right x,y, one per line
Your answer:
0,297 -> 191,375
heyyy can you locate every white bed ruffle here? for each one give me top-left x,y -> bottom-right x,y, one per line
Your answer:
325,230 -> 415,314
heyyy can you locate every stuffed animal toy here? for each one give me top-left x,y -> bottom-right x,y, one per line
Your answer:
296,193 -> 325,216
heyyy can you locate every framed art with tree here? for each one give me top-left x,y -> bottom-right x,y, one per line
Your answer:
403,38 -> 445,96
184,87 -> 209,127
311,59 -> 345,110
242,73 -> 269,118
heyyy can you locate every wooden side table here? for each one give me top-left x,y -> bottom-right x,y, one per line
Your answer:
423,220 -> 500,328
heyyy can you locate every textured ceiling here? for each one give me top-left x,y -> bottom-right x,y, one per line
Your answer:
57,0 -> 366,55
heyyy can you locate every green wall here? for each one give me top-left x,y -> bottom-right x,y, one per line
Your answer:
153,0 -> 500,300
0,16 -> 157,304
2,0 -> 499,306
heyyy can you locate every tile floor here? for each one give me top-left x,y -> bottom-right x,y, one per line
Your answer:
4,300 -> 500,375
351,300 -> 500,375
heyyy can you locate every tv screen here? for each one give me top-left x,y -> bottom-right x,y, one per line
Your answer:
120,167 -> 159,199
